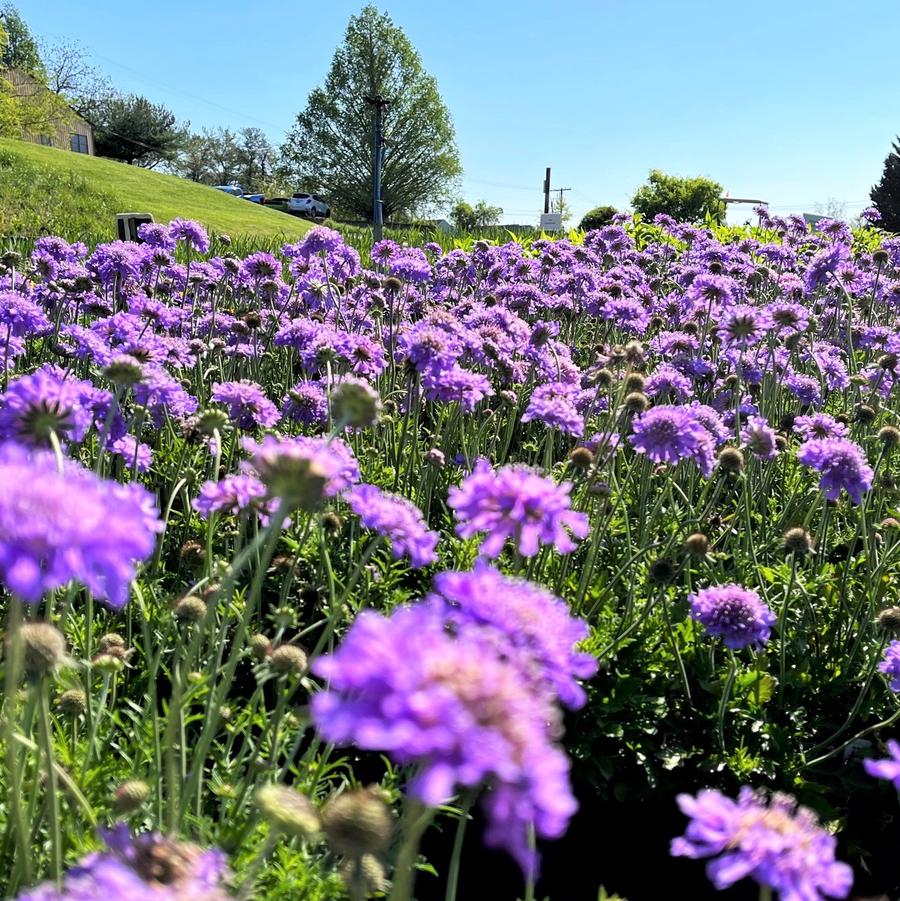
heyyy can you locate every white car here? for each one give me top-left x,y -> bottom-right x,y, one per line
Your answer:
287,192 -> 330,218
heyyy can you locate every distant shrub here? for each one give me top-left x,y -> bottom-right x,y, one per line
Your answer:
579,205 -> 617,231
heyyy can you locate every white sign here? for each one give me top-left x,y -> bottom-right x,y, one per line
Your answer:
540,212 -> 562,232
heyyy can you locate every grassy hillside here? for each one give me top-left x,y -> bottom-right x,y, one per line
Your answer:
0,138 -> 311,243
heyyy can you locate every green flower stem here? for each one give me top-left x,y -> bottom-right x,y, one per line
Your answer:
388,799 -> 435,901
37,679 -> 63,884
717,651 -> 739,756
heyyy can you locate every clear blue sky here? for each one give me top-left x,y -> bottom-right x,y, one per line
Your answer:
25,0 -> 900,224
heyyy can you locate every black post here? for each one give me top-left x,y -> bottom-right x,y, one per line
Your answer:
365,94 -> 389,242
543,167 -> 551,215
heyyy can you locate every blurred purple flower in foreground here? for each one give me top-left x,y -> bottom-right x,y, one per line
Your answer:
15,823 -> 229,900
0,442 -> 162,607
311,603 -> 577,878
864,739 -> 900,789
671,787 -> 852,901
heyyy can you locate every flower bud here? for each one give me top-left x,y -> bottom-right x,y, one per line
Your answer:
878,425 -> 900,448
174,595 -> 207,623
783,527 -> 813,556
112,779 -> 150,814
683,533 -> 710,557
425,448 -> 446,468
322,788 -> 393,858
57,688 -> 87,716
330,378 -> 382,429
270,644 -> 308,676
19,623 -> 66,676
568,447 -> 594,470
256,784 -> 321,838
877,606 -> 900,634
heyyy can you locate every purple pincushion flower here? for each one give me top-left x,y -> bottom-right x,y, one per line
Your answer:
15,822 -> 230,900
346,483 -> 438,568
688,583 -> 776,650
879,640 -> 900,691
864,739 -> 900,788
671,788 -> 853,901
282,380 -> 328,427
0,291 -> 51,337
193,473 -> 269,520
0,365 -> 94,446
448,458 -> 589,558
311,604 -> 576,878
629,405 -> 716,476
0,442 -> 162,607
211,380 -> 281,430
168,218 -> 210,254
793,413 -> 848,442
797,437 -> 873,504
741,415 -> 779,461
427,563 -> 597,709
522,382 -> 584,437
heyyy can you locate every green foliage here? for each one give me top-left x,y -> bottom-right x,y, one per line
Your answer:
631,169 -> 725,224
90,93 -> 186,168
579,205 -> 617,231
450,199 -> 502,231
280,5 -> 461,221
870,136 -> 900,232
0,4 -> 43,74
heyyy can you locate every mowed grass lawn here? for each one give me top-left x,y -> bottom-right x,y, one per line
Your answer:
0,138 -> 312,242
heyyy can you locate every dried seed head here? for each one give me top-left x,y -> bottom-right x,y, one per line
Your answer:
321,511 -> 343,534
270,644 -> 308,676
113,779 -> 151,814
783,527 -> 814,556
594,368 -> 614,388
877,606 -> 900,633
854,403 -> 877,425
322,788 -> 393,858
18,623 -> 67,675
57,688 -> 87,716
647,558 -> 676,585
568,447 -> 594,470
102,356 -> 145,386
98,633 -> 126,654
878,425 -> 900,448
249,634 -> 272,660
178,540 -> 206,570
256,784 -> 321,838
717,447 -> 745,475
623,372 -> 645,394
340,854 -> 387,896
174,595 -> 207,623
683,533 -> 710,557
624,391 -> 648,414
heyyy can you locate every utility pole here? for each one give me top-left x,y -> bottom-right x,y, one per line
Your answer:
543,167 -> 551,214
554,187 -> 571,212
365,93 -> 390,242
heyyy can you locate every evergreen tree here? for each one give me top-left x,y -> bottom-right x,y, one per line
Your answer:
871,137 -> 900,232
281,6 -> 461,220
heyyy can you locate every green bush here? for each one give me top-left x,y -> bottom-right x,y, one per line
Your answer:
579,205 -> 617,231
632,169 -> 725,224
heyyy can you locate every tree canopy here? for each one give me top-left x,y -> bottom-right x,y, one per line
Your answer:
631,170 -> 725,224
451,199 -> 502,232
0,4 -> 42,74
579,205 -> 617,230
90,94 -> 186,167
280,5 -> 461,221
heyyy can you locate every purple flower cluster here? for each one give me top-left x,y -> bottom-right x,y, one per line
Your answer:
311,590 -> 590,877
448,458 -> 589,558
797,437 -> 873,504
345,483 -> 438,567
16,823 -> 229,900
0,442 -> 162,607
629,405 -> 716,476
878,640 -> 900,691
688,583 -> 776,650
671,788 -> 853,900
